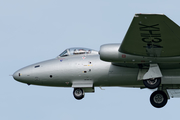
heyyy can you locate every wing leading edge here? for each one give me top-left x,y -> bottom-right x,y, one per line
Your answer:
119,14 -> 180,57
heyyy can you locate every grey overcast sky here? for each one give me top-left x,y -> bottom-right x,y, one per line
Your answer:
1,0 -> 180,120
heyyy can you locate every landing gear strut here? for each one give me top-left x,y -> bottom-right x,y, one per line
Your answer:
150,90 -> 168,108
143,78 -> 161,89
73,88 -> 84,100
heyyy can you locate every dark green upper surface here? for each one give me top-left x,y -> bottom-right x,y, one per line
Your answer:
119,14 -> 180,57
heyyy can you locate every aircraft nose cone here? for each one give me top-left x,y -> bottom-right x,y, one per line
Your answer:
13,66 -> 32,83
13,70 -> 22,82
13,71 -> 20,80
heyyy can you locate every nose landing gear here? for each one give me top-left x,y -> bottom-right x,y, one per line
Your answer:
73,88 -> 85,100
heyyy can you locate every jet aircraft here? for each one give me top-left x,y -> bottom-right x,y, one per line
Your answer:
13,14 -> 180,108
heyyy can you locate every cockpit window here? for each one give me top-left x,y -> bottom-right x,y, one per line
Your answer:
59,50 -> 69,57
59,48 -> 98,57
69,48 -> 91,55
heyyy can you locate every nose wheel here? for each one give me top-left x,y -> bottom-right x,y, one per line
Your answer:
73,88 -> 85,100
150,90 -> 168,108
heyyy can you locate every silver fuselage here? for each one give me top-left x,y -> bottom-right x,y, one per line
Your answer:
13,54 -> 180,89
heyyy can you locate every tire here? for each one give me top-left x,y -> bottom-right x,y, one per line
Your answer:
150,90 -> 168,108
143,78 -> 161,89
73,88 -> 84,100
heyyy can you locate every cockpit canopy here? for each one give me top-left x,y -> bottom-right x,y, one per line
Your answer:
59,48 -> 98,57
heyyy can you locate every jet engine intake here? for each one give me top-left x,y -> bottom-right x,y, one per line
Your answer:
99,43 -> 121,62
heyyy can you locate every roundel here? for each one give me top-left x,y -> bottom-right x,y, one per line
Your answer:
122,54 -> 126,58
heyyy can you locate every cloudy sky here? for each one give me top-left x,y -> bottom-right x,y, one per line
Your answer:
1,0 -> 180,120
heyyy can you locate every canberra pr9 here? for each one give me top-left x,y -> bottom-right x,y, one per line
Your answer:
13,14 -> 180,108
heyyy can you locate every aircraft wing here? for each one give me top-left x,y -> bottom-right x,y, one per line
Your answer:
119,14 -> 180,57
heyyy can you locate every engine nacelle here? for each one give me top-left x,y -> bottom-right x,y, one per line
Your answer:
99,43 -> 136,63
100,43 -> 141,63
99,43 -> 180,69
99,44 -> 121,62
